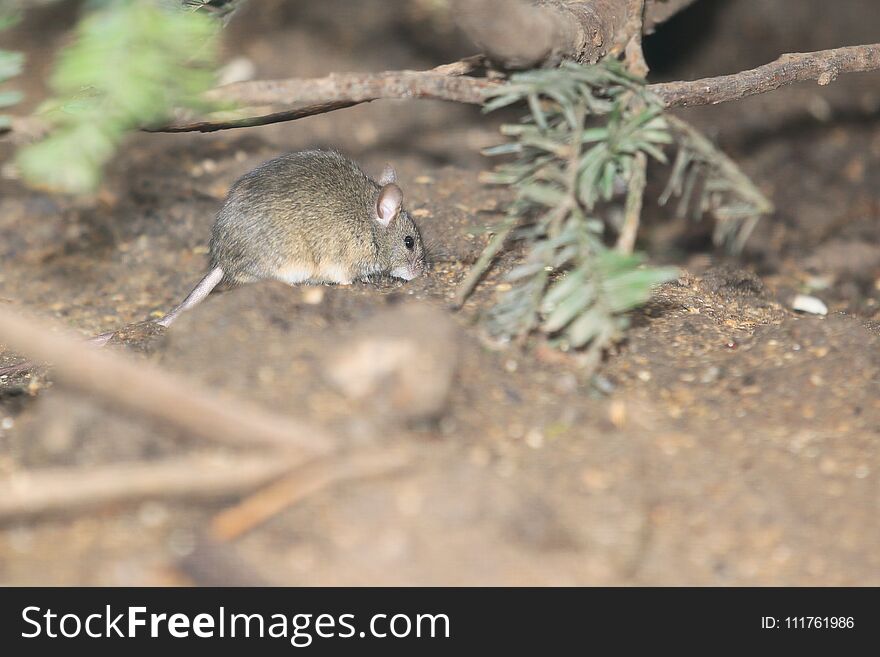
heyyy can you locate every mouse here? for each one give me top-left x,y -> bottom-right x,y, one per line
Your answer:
0,150 -> 427,377
158,149 -> 427,327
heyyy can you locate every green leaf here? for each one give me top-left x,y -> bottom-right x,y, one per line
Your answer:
0,89 -> 22,108
476,60 -> 686,354
0,50 -> 24,80
542,281 -> 596,333
482,142 -> 523,157
541,268 -> 587,310
17,1 -> 220,193
635,140 -> 668,164
506,260 -> 548,282
528,93 -> 548,131
566,307 -> 607,348
520,182 -> 566,207
603,266 -> 679,313
600,160 -> 618,201
581,127 -> 609,143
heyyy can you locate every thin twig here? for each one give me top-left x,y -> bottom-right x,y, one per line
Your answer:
451,213 -> 518,309
5,45 -> 879,137
150,100 -> 365,133
154,55 -> 488,133
623,0 -> 649,77
617,150 -> 647,253
0,453 -> 299,522
650,43 -> 880,108
209,447 -> 412,541
0,306 -> 336,454
206,70 -> 496,107
156,43 -> 880,134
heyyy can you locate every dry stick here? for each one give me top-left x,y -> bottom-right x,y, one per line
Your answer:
450,213 -> 518,310
150,43 -> 880,134
7,45 -> 879,138
0,453 -> 299,522
153,56 -> 487,134
209,447 -> 412,542
206,69 -> 496,108
153,83 -> 492,133
151,100 -> 365,134
0,306 -> 336,454
650,43 -> 880,108
623,0 -> 649,78
616,151 -> 647,254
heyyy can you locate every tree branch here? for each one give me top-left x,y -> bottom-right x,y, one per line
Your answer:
452,0 -> 627,69
643,0 -> 699,33
650,43 -> 880,108
153,55 -> 489,133
151,43 -> 880,134
4,45 -> 879,138
206,70 -> 496,107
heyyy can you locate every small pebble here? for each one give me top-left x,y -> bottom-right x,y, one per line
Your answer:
791,294 -> 828,316
301,287 -> 325,305
700,366 -> 721,384
525,428 -> 544,449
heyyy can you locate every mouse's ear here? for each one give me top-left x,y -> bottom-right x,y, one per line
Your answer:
376,183 -> 403,227
378,163 -> 397,186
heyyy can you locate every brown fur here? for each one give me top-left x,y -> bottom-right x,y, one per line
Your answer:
209,150 -> 426,286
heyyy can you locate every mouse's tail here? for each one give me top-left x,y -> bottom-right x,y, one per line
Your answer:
0,267 -> 225,378
157,266 -> 225,328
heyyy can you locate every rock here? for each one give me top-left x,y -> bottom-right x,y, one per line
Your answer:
325,303 -> 459,423
702,266 -> 764,296
791,294 -> 828,316
805,240 -> 880,281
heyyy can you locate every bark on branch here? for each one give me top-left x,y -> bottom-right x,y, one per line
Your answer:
206,70 -> 496,107
451,0 -> 697,69
649,43 -> 880,108
4,45 -> 879,137
154,43 -> 880,133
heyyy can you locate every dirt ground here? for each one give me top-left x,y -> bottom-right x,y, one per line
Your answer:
0,0 -> 878,585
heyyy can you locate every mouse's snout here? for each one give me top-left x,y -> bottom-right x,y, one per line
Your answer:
391,261 -> 424,281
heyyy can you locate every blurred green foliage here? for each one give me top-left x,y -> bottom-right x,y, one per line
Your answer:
0,7 -> 24,129
15,0 -> 220,193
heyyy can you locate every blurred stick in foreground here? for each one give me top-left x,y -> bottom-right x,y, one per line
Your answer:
209,447 -> 412,541
0,454 -> 297,522
0,447 -> 412,523
0,306 -> 335,454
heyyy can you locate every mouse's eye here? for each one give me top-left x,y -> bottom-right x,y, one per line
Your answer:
404,236 -> 415,250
